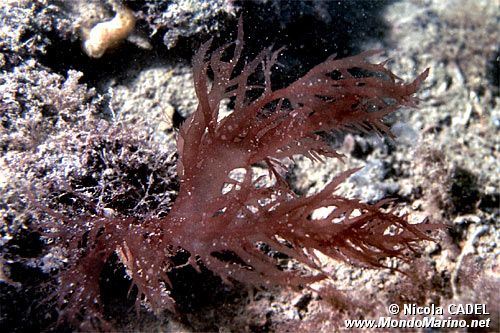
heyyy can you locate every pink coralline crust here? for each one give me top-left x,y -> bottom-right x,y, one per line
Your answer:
52,17 -> 433,328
